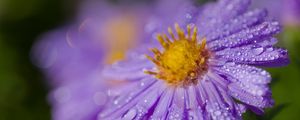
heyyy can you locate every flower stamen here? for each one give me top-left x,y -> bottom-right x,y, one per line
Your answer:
145,24 -> 210,86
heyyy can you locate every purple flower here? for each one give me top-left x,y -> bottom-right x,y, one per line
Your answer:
282,0 -> 300,26
252,0 -> 300,26
31,0 -> 193,120
99,0 -> 289,119
32,24 -> 108,120
31,1 -> 155,120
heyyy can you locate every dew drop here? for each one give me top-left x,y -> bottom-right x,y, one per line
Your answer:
189,115 -> 194,120
252,47 -> 264,55
140,82 -> 145,87
256,89 -> 264,96
266,47 -> 274,52
226,62 -> 235,66
185,13 -> 192,20
113,100 -> 119,105
261,71 -> 267,75
214,110 -> 222,116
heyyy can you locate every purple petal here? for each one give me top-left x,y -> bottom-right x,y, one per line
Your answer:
211,62 -> 274,108
184,86 -> 206,120
150,88 -> 175,119
205,8 -> 267,41
101,56 -> 153,81
228,83 -> 273,108
31,26 -> 103,86
200,79 -> 242,119
146,0 -> 196,36
213,62 -> 273,107
99,79 -> 160,119
215,44 -> 289,67
197,0 -> 251,35
50,73 -> 107,120
207,21 -> 281,51
213,62 -> 271,85
165,88 -> 186,119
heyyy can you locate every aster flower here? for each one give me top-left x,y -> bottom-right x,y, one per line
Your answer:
100,0 -> 289,119
252,0 -> 300,26
31,0 -> 192,120
32,2 -> 149,120
282,0 -> 300,26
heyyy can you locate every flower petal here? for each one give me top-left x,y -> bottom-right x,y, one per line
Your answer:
228,83 -> 273,108
184,86 -> 207,120
215,44 -> 289,67
205,9 -> 267,41
213,63 -> 274,108
101,56 -> 153,81
207,21 -> 281,51
197,0 -> 251,34
213,62 -> 271,85
149,88 -> 175,119
199,79 -> 243,120
99,78 -> 159,119
165,88 -> 186,119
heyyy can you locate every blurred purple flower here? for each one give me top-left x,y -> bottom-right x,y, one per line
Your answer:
283,0 -> 300,26
31,0 -> 194,120
32,25 -> 107,120
252,0 -> 300,26
99,0 -> 289,119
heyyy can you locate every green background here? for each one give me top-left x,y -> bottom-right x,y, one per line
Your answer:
0,0 -> 299,119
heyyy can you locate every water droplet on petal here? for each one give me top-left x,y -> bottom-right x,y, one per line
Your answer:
140,82 -> 145,87
252,47 -> 264,55
226,62 -> 235,66
261,71 -> 267,75
214,110 -> 222,116
189,115 -> 194,120
266,47 -> 274,52
113,100 -> 119,105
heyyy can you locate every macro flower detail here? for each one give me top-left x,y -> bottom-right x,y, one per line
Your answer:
32,0 -> 157,120
145,24 -> 210,86
99,0 -> 289,119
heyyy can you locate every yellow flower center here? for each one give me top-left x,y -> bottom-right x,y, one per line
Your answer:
103,14 -> 139,64
145,24 -> 210,86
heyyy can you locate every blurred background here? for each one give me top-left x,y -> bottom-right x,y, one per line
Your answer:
0,0 -> 299,120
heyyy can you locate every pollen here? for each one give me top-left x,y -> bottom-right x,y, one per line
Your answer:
145,24 -> 210,86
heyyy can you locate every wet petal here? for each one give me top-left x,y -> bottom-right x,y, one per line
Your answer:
212,63 -> 274,108
228,83 -> 273,108
99,79 -> 160,119
165,88 -> 186,119
205,9 -> 267,41
215,44 -> 289,67
184,86 -> 206,120
149,88 -> 175,119
197,0 -> 251,34
207,21 -> 281,51
214,62 -> 271,85
200,79 -> 242,120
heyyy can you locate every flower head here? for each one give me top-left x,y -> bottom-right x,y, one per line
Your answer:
100,0 -> 289,119
31,0 -> 160,120
145,24 -> 209,86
